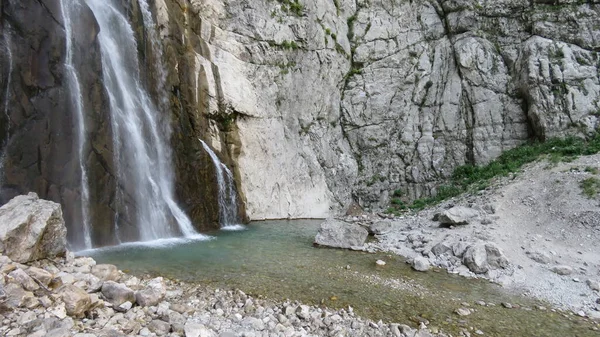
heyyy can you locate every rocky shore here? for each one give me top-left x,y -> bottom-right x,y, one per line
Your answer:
0,252 -> 446,337
0,194 -> 445,337
318,155 -> 600,320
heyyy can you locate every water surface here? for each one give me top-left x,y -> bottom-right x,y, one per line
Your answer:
86,220 -> 599,336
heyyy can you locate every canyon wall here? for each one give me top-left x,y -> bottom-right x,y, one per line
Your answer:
163,0 -> 600,216
1,0 -> 599,240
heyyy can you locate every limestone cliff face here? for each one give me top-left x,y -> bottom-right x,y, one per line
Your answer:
158,0 -> 600,216
1,0 -> 600,233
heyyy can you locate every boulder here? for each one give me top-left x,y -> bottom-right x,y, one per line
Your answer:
184,322 -> 216,337
148,320 -> 171,335
431,242 -> 453,256
8,268 -> 39,291
463,242 -> 509,274
314,219 -> 368,249
550,265 -> 574,276
369,221 -> 393,235
101,281 -> 135,306
437,207 -> 479,226
4,283 -> 38,308
587,279 -> 600,291
91,264 -> 120,281
26,266 -> 54,286
411,256 -> 431,272
0,193 -> 67,263
58,284 -> 91,317
135,277 -> 166,307
526,251 -> 551,264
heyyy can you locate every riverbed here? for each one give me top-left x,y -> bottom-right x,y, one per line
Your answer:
84,220 -> 598,336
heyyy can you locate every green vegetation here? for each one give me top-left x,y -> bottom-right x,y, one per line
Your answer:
585,166 -> 599,174
386,134 -> 600,214
280,40 -> 299,50
277,0 -> 303,16
580,177 -> 600,198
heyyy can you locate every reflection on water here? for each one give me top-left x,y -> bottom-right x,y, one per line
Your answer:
85,220 -> 598,336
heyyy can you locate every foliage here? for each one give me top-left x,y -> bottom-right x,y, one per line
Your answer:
386,134 -> 600,213
580,177 -> 600,198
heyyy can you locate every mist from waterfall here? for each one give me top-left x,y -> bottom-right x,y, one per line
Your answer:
59,0 -> 92,250
199,140 -> 242,230
84,0 -> 198,243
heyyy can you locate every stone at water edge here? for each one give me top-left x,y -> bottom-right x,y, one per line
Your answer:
314,219 -> 368,249
0,193 -> 67,263
91,264 -> 120,281
412,256 -> 431,272
436,206 -> 480,226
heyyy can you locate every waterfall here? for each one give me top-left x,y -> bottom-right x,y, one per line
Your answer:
199,140 -> 242,229
84,0 -> 198,242
137,0 -> 169,110
0,30 -> 13,185
59,0 -> 92,250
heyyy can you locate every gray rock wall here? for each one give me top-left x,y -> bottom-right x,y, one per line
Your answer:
167,0 -> 600,215
2,0 -> 600,233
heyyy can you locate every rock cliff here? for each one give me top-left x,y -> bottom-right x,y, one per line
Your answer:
1,0 -> 600,239
161,0 -> 599,216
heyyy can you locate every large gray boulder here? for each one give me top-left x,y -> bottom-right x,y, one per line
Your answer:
437,207 -> 480,226
463,242 -> 509,274
314,219 -> 369,249
0,193 -> 67,263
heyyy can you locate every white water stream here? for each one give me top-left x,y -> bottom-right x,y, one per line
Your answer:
59,0 -> 92,249
84,0 -> 197,242
199,140 -> 241,229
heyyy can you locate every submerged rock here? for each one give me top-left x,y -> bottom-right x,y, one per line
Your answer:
0,193 -> 67,263
314,219 -> 369,249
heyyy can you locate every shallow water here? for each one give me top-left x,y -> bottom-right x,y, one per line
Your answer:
85,220 -> 599,336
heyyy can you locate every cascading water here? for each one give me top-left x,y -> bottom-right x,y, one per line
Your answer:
199,140 -> 242,230
137,0 -> 168,110
84,0 -> 198,242
0,30 -> 13,185
59,0 -> 92,250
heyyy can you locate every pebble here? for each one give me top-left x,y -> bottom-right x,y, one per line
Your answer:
376,260 -> 386,266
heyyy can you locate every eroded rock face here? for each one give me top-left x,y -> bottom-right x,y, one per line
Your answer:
0,193 -> 67,263
2,0 -> 600,240
155,0 -> 600,217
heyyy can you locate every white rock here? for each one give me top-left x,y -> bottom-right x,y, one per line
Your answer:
0,193 -> 67,263
411,256 -> 431,272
